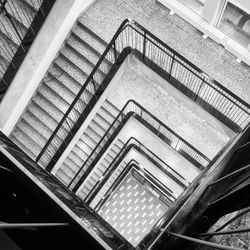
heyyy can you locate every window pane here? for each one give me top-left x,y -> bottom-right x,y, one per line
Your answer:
176,0 -> 205,16
218,2 -> 250,48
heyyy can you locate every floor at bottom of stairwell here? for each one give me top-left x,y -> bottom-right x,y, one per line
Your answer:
98,170 -> 168,247
105,55 -> 231,160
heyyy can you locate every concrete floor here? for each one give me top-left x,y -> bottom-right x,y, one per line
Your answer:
83,0 -> 250,105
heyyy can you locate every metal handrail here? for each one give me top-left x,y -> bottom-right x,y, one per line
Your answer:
84,136 -> 185,205
37,18 -> 250,171
68,100 -> 210,191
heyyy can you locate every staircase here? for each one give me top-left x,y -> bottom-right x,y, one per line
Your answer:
54,99 -> 122,187
9,18 -> 112,167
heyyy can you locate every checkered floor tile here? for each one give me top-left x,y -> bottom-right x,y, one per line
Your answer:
98,171 -> 168,246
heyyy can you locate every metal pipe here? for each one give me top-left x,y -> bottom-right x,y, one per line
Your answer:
169,232 -> 244,250
207,207 -> 250,239
200,227 -> 250,237
208,164 -> 250,187
0,223 -> 69,229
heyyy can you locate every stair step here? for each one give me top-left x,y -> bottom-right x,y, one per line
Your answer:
68,150 -> 85,169
5,0 -> 33,29
38,83 -> 70,114
55,168 -> 71,186
98,106 -> 117,124
11,127 -> 41,158
89,119 -> 106,138
43,75 -> 77,105
55,54 -> 89,86
73,144 -> 93,162
74,21 -> 107,55
84,126 -> 102,144
95,167 -> 104,177
33,92 -> 64,123
94,113 -> 112,131
27,101 -> 58,131
48,63 -> 82,95
22,0 -> 41,11
60,161 -> 77,179
78,15 -> 110,44
77,138 -> 95,157
19,0 -> 39,13
61,44 -> 95,77
104,99 -> 120,114
0,15 -> 26,45
0,54 -> 9,78
0,31 -> 18,62
66,33 -> 100,66
17,118 -> 46,149
81,132 -> 99,149
10,134 -> 36,160
64,157 -> 81,173
21,109 -> 52,139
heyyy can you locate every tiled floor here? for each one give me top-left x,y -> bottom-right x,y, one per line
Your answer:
98,169 -> 168,246
83,0 -> 250,104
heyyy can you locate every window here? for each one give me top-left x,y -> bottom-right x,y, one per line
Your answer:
217,2 -> 250,48
176,0 -> 205,16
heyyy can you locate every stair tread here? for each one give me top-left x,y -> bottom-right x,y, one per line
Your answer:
5,0 -> 32,29
43,75 -> 76,105
66,34 -> 101,66
9,134 -> 36,160
0,15 -> 23,47
33,92 -> 64,122
78,15 -> 109,44
17,118 -> 47,149
83,126 -> 102,143
77,139 -> 95,156
68,150 -> 86,169
61,45 -> 94,77
89,119 -> 106,138
22,108 -> 53,139
22,0 -> 41,11
27,101 -> 67,136
60,161 -> 77,178
73,23 -> 107,55
73,144 -> 91,162
19,0 -> 39,13
102,100 -> 120,117
55,54 -> 89,86
81,132 -> 99,150
38,83 -> 70,114
55,168 -> 71,186
0,31 -> 18,62
48,63 -> 82,95
0,54 -> 9,78
11,126 -> 41,157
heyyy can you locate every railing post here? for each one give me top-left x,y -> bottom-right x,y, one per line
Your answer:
194,78 -> 205,102
113,41 -> 118,62
143,31 -> 147,61
169,54 -> 175,78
